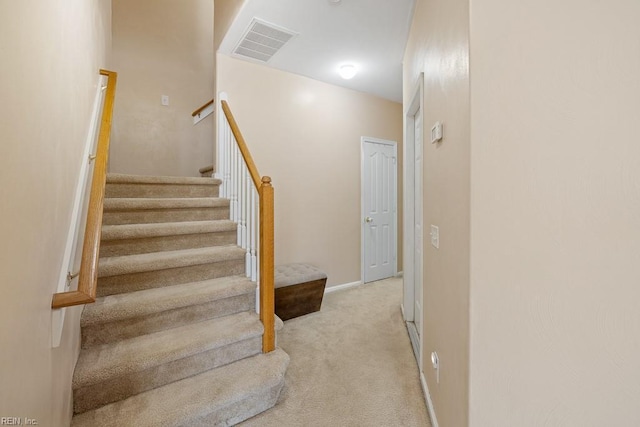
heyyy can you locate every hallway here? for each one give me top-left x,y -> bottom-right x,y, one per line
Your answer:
239,277 -> 431,426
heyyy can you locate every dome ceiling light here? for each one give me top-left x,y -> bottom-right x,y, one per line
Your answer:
338,64 -> 358,80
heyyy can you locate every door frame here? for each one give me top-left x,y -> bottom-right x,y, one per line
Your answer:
360,136 -> 398,284
403,74 -> 424,369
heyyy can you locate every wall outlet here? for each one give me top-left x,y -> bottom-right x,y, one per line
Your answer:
161,95 -> 169,106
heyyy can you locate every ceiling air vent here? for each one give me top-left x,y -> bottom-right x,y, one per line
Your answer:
233,18 -> 297,63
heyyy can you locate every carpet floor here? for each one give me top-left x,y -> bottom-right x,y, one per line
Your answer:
238,277 -> 432,427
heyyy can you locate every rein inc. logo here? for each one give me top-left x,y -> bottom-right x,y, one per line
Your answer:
1,418 -> 38,425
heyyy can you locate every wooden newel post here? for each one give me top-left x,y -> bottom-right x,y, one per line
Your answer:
259,176 -> 275,353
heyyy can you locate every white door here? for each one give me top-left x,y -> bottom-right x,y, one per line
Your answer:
413,109 -> 423,335
362,139 -> 397,283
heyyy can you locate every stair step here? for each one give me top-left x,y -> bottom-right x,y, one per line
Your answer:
102,197 -> 230,225
71,348 -> 289,427
100,220 -> 237,257
73,311 -> 264,414
105,173 -> 221,198
97,246 -> 246,297
81,276 -> 256,348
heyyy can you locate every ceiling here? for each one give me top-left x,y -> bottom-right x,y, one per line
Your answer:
218,0 -> 416,103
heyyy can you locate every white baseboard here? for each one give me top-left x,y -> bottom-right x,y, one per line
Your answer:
396,270 -> 404,277
324,281 -> 362,294
420,371 -> 439,427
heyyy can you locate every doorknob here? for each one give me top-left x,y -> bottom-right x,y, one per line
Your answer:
365,217 -> 373,223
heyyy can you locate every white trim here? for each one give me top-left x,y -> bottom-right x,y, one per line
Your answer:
214,92 -> 228,180
403,74 -> 425,381
324,281 -> 362,294
396,270 -> 404,277
403,74 -> 423,324
361,136 -> 398,285
407,321 -> 420,365
51,74 -> 107,348
420,371 -> 439,427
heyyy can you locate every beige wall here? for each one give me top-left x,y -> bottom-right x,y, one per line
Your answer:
469,0 -> 640,425
0,1 -> 111,425
110,0 -> 214,177
214,0 -> 246,51
403,0 -> 471,425
217,55 -> 403,287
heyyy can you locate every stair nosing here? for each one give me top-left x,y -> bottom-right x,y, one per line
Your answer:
107,173 -> 222,186
73,311 -> 263,389
98,246 -> 246,278
103,197 -> 229,211
101,220 -> 237,241
81,276 -> 255,327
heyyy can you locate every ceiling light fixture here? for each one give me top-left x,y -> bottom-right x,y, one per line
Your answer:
328,0 -> 342,5
339,64 -> 357,80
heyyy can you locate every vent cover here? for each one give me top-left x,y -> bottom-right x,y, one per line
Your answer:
233,19 -> 297,63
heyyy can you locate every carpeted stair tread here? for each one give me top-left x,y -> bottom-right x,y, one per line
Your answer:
101,220 -> 236,241
104,197 -> 229,210
71,348 -> 289,427
82,276 -> 255,327
107,173 -> 221,186
73,311 -> 263,390
98,246 -> 246,278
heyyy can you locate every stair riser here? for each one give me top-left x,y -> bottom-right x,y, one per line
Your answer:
100,231 -> 237,257
73,337 -> 262,414
105,183 -> 219,199
102,207 -> 230,225
81,292 -> 255,348
97,259 -> 245,297
191,380 -> 284,426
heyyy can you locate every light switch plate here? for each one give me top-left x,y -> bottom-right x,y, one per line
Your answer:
161,95 -> 169,106
430,225 -> 439,249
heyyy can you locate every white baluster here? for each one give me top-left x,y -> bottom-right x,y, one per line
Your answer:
224,123 -> 230,199
256,199 -> 260,313
250,188 -> 258,281
236,144 -> 240,223
239,161 -> 245,248
234,143 -> 240,224
246,169 -> 252,277
221,113 -> 228,198
218,95 -> 263,316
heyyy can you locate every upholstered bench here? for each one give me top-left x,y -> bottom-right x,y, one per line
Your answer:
274,263 -> 327,321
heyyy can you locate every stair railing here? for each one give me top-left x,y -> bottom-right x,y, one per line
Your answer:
192,99 -> 214,124
217,92 -> 275,353
52,69 -> 118,309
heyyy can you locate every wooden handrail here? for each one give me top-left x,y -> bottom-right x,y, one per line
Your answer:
192,99 -> 214,117
220,98 -> 275,353
220,100 -> 262,189
52,69 -> 118,309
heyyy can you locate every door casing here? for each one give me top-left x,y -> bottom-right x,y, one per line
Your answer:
403,74 -> 424,369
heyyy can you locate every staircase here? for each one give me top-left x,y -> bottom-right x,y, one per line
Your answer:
71,173 -> 289,427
